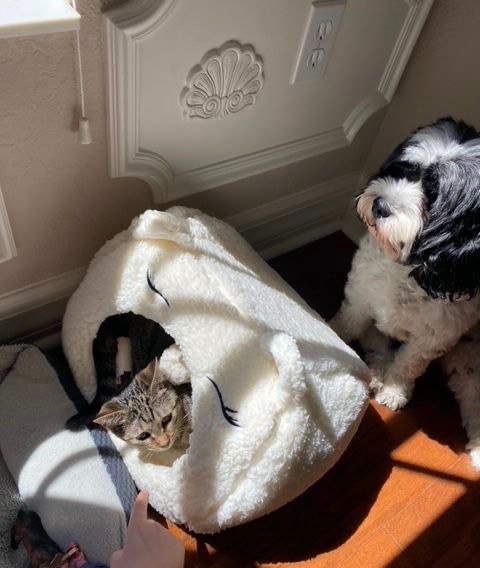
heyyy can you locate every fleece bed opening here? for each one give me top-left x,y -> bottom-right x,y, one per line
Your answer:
93,312 -> 175,379
91,312 -> 195,467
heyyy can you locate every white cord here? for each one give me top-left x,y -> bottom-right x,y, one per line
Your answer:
71,0 -> 92,144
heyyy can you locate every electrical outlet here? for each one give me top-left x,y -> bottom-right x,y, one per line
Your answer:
291,0 -> 346,84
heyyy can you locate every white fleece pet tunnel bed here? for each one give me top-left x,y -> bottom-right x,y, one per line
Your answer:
61,206 -> 369,534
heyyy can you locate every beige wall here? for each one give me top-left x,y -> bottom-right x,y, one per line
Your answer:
365,0 -> 480,176
6,0 -> 478,305
0,0 -> 387,299
0,0 -> 152,296
3,0 -> 478,303
7,0 -> 478,341
0,0 -> 477,340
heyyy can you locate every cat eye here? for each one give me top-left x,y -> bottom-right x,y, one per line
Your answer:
136,432 -> 151,441
162,413 -> 172,426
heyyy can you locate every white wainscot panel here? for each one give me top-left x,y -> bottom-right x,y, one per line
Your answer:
104,0 -> 433,203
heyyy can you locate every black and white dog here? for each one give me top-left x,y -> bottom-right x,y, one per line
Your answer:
331,117 -> 480,468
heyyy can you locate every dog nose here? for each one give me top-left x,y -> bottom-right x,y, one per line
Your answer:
372,197 -> 391,219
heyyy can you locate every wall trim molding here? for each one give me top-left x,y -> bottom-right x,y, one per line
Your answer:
0,184 -> 17,264
175,127 -> 348,198
0,267 -> 85,323
379,0 -> 435,101
0,170 -> 361,343
104,0 -> 433,203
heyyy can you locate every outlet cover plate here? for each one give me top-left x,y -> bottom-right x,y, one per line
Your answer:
291,0 -> 346,84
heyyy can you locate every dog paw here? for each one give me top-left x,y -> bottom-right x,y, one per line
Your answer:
466,441 -> 480,471
374,384 -> 410,411
368,368 -> 386,394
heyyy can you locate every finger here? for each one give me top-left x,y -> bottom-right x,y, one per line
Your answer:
110,549 -> 123,567
129,491 -> 149,528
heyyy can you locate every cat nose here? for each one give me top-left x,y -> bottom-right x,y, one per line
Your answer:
155,434 -> 170,448
372,197 -> 391,219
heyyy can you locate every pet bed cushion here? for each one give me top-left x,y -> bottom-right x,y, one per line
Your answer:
62,206 -> 370,533
0,345 -> 136,565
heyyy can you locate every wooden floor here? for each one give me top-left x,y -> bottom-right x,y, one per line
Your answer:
162,233 -> 480,568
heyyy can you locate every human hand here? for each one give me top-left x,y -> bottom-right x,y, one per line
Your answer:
110,491 -> 185,568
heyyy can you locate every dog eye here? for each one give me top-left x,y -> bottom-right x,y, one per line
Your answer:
136,432 -> 150,440
379,160 -> 421,182
162,413 -> 172,426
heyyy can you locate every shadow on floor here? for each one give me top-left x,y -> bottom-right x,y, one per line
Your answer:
188,405 -> 392,566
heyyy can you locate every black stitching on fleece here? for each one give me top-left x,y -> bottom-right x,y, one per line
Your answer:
146,271 -> 170,307
207,377 -> 240,427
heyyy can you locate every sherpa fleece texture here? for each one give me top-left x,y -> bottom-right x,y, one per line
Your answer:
62,206 -> 370,533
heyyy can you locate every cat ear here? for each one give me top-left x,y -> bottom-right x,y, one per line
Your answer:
93,400 -> 126,428
132,210 -> 192,246
136,359 -> 158,388
150,364 -> 169,392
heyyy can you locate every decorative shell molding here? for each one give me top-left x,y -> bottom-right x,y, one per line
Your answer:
181,43 -> 264,119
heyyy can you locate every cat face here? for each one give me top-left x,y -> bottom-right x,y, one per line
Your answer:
94,359 -> 190,453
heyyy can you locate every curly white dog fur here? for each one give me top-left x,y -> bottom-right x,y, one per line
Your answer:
331,117 -> 480,469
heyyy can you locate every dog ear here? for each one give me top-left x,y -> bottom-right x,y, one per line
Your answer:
409,251 -> 480,301
409,160 -> 480,299
430,117 -> 478,144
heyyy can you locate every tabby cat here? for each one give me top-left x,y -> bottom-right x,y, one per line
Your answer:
93,358 -> 192,457
65,312 -> 175,431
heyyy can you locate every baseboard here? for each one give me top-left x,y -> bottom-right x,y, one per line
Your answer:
227,170 -> 362,259
342,206 -> 366,245
341,171 -> 367,245
0,267 -> 86,322
14,323 -> 62,351
0,268 -> 85,345
0,170 -> 361,345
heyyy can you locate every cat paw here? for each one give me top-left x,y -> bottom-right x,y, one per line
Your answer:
374,384 -> 410,411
